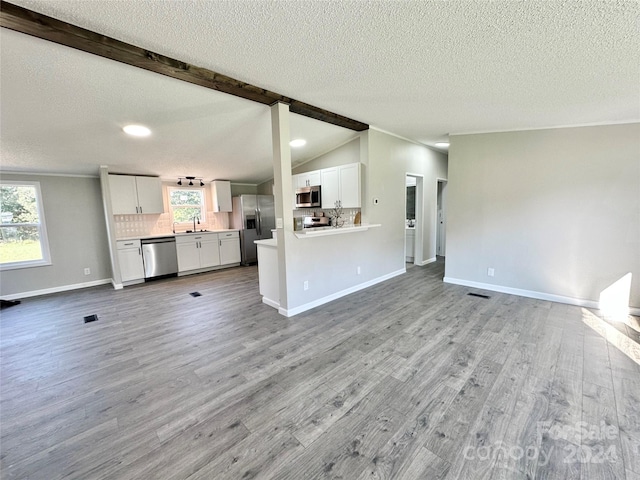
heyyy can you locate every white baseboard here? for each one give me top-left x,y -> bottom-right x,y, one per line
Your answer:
2,279 -> 113,301
419,257 -> 437,266
443,277 -> 640,315
279,268 -> 406,317
262,297 -> 280,310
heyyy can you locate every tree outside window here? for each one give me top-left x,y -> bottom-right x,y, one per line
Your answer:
169,188 -> 205,224
0,181 -> 51,269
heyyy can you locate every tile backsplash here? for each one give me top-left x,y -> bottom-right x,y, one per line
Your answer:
293,207 -> 361,226
114,212 -> 230,239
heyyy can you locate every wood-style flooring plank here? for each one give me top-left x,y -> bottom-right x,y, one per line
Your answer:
2,259 -> 639,479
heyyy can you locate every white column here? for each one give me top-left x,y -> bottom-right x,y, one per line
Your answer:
270,102 -> 293,313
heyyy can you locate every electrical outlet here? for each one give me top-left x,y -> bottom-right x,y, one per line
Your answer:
487,268 -> 495,277
303,280 -> 309,291
357,266 -> 361,275
84,267 -> 91,276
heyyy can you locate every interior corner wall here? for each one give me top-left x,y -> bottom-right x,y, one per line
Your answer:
445,123 -> 640,309
0,174 -> 112,297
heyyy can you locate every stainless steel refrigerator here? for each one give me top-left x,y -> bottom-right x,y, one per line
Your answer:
230,195 -> 275,265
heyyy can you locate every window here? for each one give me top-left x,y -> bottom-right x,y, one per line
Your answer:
168,187 -> 205,224
0,181 -> 51,269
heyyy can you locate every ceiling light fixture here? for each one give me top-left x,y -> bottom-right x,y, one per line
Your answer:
435,142 -> 450,148
290,139 -> 307,148
177,176 -> 205,187
123,124 -> 151,137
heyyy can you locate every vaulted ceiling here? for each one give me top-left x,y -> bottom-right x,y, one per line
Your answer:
2,0 -> 638,183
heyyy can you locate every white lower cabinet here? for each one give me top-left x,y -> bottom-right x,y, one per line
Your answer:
199,235 -> 221,269
116,239 -> 145,283
219,231 -> 241,264
176,231 -> 240,274
176,233 -> 219,272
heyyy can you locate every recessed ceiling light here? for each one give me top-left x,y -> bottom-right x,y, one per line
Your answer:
435,142 -> 450,148
123,124 -> 151,137
290,139 -> 307,148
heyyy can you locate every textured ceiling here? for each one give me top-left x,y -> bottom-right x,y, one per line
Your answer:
0,29 -> 357,182
2,0 -> 639,179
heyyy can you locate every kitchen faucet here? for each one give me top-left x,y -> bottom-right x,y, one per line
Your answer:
172,222 -> 179,234
193,216 -> 200,232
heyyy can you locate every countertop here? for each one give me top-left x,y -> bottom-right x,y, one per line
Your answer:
117,229 -> 239,241
254,238 -> 277,247
294,224 -> 381,238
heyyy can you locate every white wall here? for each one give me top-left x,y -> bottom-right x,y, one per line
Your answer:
293,138 -> 360,174
280,129 -> 448,313
445,123 -> 640,309
0,174 -> 111,298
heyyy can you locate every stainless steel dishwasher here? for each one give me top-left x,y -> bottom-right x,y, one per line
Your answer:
141,237 -> 178,279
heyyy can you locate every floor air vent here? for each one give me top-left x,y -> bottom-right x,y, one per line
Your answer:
190,292 -> 202,297
468,293 -> 491,299
84,314 -> 99,323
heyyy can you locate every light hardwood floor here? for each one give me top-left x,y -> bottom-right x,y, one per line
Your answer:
1,260 -> 639,479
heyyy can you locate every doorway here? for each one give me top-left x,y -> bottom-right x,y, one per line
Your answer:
405,174 -> 424,267
436,179 -> 447,257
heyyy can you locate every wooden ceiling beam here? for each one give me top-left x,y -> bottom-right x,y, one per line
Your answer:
0,1 -> 369,132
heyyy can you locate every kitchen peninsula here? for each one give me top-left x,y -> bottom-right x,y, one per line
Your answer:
255,223 -> 381,311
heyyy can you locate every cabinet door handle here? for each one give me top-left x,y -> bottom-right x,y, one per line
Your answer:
219,240 -> 221,246
138,247 -> 141,255
139,206 -> 142,214
124,242 -> 134,246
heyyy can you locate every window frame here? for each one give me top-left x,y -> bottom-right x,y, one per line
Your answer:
167,186 -> 206,225
0,180 -> 52,270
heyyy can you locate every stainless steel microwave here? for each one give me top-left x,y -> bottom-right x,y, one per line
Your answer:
295,185 -> 321,208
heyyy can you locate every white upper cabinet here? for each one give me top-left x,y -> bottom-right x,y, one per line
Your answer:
108,174 -> 163,215
338,163 -> 361,208
294,163 -> 362,209
134,176 -> 164,214
320,163 -> 361,209
298,171 -> 321,188
293,171 -> 322,189
211,180 -> 232,212
320,167 -> 339,209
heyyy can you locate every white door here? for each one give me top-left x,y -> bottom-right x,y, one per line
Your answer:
436,180 -> 447,257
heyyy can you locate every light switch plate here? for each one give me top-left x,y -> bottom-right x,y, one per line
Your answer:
276,218 -> 283,228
